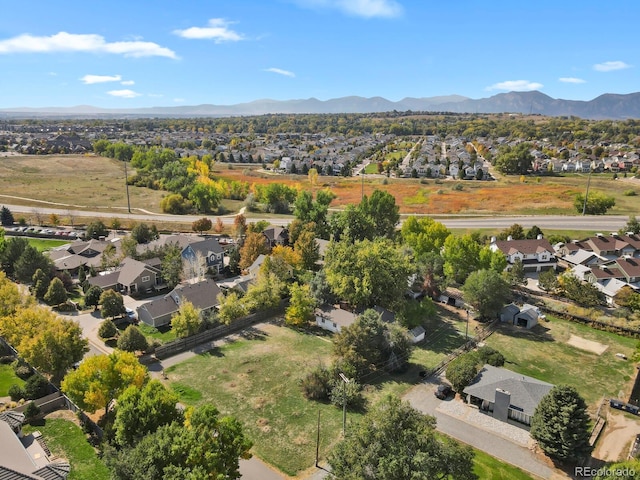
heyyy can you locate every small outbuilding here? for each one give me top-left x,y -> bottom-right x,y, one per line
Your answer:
315,305 -> 357,333
409,325 -> 426,343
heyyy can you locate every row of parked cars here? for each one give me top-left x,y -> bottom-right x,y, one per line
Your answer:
9,226 -> 81,238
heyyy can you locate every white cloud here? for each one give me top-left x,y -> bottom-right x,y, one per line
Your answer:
486,80 -> 543,92
107,89 -> 142,98
559,77 -> 586,84
265,67 -> 295,77
80,74 -> 122,84
121,80 -> 135,85
173,98 -> 186,103
0,32 -> 177,58
173,18 -> 244,42
148,93 -> 164,97
593,61 -> 630,72
294,0 -> 403,18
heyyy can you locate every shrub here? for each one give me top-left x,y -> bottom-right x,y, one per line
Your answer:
329,378 -> 365,411
474,346 -> 505,367
98,319 -> 118,339
0,356 -> 15,364
300,365 -> 332,401
24,374 -> 49,400
446,356 -> 479,393
24,401 -> 40,420
8,384 -> 26,401
12,359 -> 33,380
623,189 -> 637,196
452,183 -> 464,191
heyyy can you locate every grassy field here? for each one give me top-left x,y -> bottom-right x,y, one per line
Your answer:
137,323 -> 177,343
0,363 -> 24,397
164,313 -> 474,476
1,154 -> 638,218
22,416 -> 110,480
485,315 -> 638,407
26,238 -> 70,251
0,154 -> 167,214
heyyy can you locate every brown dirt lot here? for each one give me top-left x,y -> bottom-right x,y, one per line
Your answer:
593,409 -> 640,462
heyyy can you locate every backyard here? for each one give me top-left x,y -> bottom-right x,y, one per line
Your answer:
484,315 -> 639,407
0,363 -> 24,397
22,412 -> 110,480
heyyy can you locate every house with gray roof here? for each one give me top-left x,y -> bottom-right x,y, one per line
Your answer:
463,365 -> 553,426
87,257 -> 162,295
137,278 -> 222,328
315,305 -> 357,333
0,412 -> 70,480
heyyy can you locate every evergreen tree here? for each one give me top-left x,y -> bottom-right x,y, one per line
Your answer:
44,277 -> 68,306
0,206 -> 14,226
530,385 -> 592,462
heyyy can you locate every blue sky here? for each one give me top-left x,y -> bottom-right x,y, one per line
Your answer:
0,0 -> 638,108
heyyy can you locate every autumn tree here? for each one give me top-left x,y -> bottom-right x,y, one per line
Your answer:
170,300 -> 202,338
239,231 -> 270,270
329,395 -> 476,480
285,283 -> 316,326
233,213 -> 247,238
61,350 -> 148,415
192,217 -> 212,235
214,217 -> 225,233
294,227 -> 320,270
217,292 -> 248,324
100,289 -> 126,319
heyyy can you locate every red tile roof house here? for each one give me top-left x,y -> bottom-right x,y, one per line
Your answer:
490,237 -> 557,273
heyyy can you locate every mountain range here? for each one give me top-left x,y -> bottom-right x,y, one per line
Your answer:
2,91 -> 640,120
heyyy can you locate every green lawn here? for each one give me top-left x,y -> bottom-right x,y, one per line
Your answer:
22,417 -> 110,480
471,448 -> 534,480
485,315 -> 638,407
138,323 -> 177,343
0,363 -> 24,397
26,238 -> 70,252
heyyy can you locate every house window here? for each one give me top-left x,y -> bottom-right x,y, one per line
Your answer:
141,275 -> 150,282
320,318 -> 324,323
333,322 -> 337,328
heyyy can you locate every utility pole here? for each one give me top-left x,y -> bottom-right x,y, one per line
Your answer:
315,410 -> 321,468
465,309 -> 469,341
124,159 -> 132,214
339,373 -> 350,436
581,169 -> 592,216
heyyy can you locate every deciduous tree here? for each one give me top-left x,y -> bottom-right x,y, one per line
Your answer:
329,395 -> 476,480
61,350 -> 148,415
44,277 -> 68,306
192,217 -> 212,235
85,285 -> 103,310
574,191 -> 616,215
117,325 -> 149,353
285,283 -> 315,326
100,289 -> 126,319
239,232 -> 270,270
462,269 -> 511,319
401,216 -> 451,260
170,301 -> 202,338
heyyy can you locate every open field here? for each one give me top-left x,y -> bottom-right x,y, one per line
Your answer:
164,313 -> 477,476
1,155 -> 638,218
0,154 -> 166,213
0,363 -> 24,397
22,413 -> 110,480
484,315 -> 638,407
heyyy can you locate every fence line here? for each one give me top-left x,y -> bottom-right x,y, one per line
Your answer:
153,300 -> 288,360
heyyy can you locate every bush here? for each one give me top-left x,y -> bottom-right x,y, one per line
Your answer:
8,384 -> 26,401
12,359 -> 33,380
329,378 -> 365,411
0,355 -> 15,364
98,320 -> 118,339
446,356 -> 479,393
623,189 -> 637,196
300,365 -> 332,401
452,183 -> 464,191
474,346 -> 505,367
24,374 -> 50,400
24,401 -> 40,420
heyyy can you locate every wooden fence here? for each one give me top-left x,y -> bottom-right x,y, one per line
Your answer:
153,301 -> 287,360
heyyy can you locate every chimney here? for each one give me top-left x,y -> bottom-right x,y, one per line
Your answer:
490,236 -> 497,243
494,388 -> 511,423
507,235 -> 513,241
596,233 -> 604,238
536,234 -> 543,240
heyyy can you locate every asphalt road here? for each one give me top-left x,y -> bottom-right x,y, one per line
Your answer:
0,201 -> 630,231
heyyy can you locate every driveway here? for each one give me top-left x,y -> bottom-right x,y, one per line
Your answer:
403,381 -> 557,480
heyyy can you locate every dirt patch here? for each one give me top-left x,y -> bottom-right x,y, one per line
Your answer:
566,335 -> 608,355
593,410 -> 640,462
44,409 -> 80,425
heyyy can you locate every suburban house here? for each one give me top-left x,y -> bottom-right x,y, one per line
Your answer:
500,303 -> 542,329
262,226 -> 289,248
490,237 -> 557,273
48,238 -> 121,273
139,234 -> 226,276
0,411 -> 70,479
246,253 -> 293,280
136,278 -> 222,328
87,257 -> 163,295
462,365 -> 554,426
315,305 -> 357,333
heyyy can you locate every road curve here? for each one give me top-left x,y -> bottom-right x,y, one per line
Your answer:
0,202 -> 630,231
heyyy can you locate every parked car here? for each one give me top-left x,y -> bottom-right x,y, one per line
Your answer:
434,384 -> 452,400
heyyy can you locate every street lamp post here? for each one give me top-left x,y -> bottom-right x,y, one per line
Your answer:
339,372 -> 350,436
465,309 -> 470,341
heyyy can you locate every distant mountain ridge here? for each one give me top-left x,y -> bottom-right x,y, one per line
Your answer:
2,91 -> 640,119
